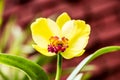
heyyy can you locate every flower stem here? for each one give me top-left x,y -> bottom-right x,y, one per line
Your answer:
55,53 -> 62,80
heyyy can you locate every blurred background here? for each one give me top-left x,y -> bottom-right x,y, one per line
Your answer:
0,0 -> 120,80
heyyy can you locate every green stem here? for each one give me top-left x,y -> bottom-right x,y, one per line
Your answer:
55,54 -> 62,80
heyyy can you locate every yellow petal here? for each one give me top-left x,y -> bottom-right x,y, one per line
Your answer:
69,36 -> 89,50
61,20 -> 75,39
32,44 -> 56,56
61,36 -> 88,59
61,20 -> 90,59
74,20 -> 91,36
47,18 -> 61,36
61,49 -> 85,59
68,20 -> 90,53
62,20 -> 90,40
31,18 -> 60,48
56,12 -> 71,29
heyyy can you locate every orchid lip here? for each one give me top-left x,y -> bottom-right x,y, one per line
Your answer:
48,36 -> 69,54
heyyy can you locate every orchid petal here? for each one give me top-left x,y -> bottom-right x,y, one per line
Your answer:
32,44 -> 56,56
56,12 -> 71,29
61,20 -> 90,59
61,50 -> 85,59
31,18 -> 60,48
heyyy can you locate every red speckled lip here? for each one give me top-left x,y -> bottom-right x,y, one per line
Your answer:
48,36 -> 69,53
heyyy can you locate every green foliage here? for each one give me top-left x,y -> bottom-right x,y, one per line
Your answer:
67,46 -> 120,80
0,0 -> 4,26
0,19 -> 15,52
0,53 -> 49,80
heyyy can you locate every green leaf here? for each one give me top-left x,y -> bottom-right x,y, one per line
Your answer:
36,55 -> 56,66
0,19 -> 15,52
73,73 -> 83,80
0,70 -> 9,80
0,53 -> 49,80
0,0 -> 4,26
67,46 -> 120,80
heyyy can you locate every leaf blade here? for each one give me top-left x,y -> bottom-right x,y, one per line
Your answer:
0,53 -> 49,80
67,46 -> 120,80
0,0 -> 4,26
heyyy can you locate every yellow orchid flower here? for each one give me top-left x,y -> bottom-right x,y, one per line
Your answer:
31,12 -> 90,59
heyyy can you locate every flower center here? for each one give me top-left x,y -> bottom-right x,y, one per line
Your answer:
48,36 -> 69,54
